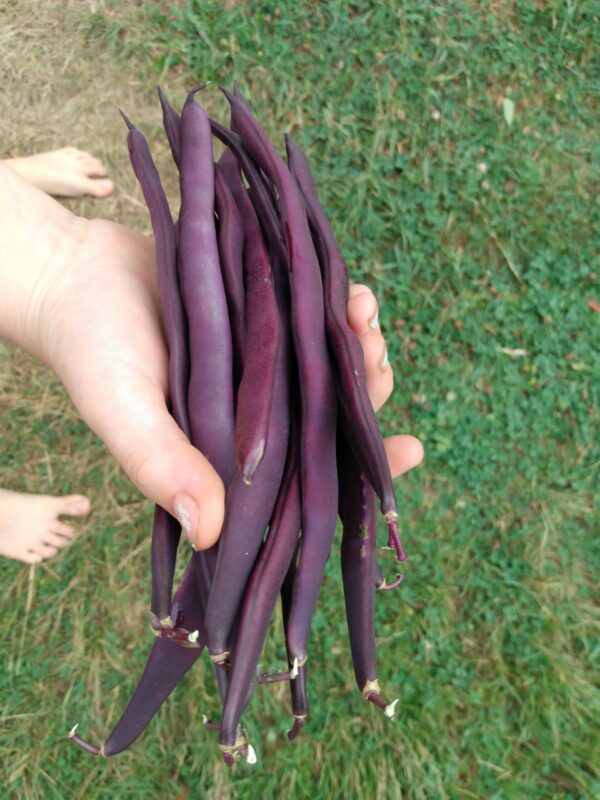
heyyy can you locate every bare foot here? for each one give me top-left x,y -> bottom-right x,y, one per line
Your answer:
3,147 -> 114,198
0,489 -> 91,564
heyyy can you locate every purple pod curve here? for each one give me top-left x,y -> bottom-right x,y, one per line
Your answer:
120,110 -> 191,625
338,433 -> 399,719
213,162 -> 246,391
69,558 -> 206,757
221,88 -> 338,673
218,422 -> 301,759
285,134 -> 406,563
178,89 -> 235,482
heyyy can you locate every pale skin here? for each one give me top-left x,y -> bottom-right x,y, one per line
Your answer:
0,160 -> 423,562
1,148 -> 115,564
0,490 -> 91,563
3,147 -> 115,198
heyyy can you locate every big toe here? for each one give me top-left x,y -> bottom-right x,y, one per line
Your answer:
55,494 -> 91,517
88,177 -> 114,197
72,176 -> 114,198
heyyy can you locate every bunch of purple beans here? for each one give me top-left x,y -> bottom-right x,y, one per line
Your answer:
69,84 -> 407,766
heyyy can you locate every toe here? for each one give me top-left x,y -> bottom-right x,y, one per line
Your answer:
23,551 -> 43,565
89,178 -> 114,197
56,494 -> 90,517
36,543 -> 60,560
83,158 -> 109,178
51,521 -> 77,540
45,530 -> 73,547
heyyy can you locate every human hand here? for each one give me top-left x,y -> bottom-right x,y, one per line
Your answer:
0,160 -> 422,552
38,217 -> 227,549
36,220 -> 422,551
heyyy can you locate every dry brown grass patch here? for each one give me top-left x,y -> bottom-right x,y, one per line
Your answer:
0,1 -> 189,228
0,1 -> 180,537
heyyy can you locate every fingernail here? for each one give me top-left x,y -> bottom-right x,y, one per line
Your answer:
368,310 -> 379,329
379,344 -> 389,371
173,492 -> 199,547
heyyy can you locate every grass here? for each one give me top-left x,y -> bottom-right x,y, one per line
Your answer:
1,1 -> 599,798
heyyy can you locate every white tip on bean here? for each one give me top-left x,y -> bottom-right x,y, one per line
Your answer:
384,699 -> 399,718
246,744 -> 257,764
68,723 -> 79,738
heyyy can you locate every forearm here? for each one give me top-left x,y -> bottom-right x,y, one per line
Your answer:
0,162 -> 88,361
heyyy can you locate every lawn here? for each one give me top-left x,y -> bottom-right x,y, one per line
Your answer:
1,2 -> 598,798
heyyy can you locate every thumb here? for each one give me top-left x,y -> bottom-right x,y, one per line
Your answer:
67,368 -> 225,550
126,425 -> 226,551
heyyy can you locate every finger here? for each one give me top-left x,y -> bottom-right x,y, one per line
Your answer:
383,435 -> 424,479
348,283 -> 372,298
69,368 -> 226,551
114,407 -> 225,551
136,430 -> 226,552
346,284 -> 393,410
358,331 -> 393,411
347,284 -> 379,335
